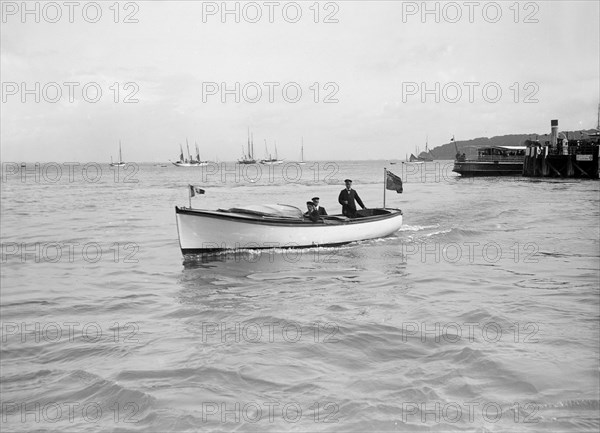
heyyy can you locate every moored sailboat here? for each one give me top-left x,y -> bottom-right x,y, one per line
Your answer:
193,142 -> 209,166
418,136 -> 434,161
172,140 -> 197,167
110,141 -> 126,167
260,140 -> 284,165
298,137 -> 306,165
408,153 -> 423,164
238,129 -> 257,164
172,140 -> 210,167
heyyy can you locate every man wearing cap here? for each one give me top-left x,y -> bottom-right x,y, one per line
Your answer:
338,179 -> 366,218
312,197 -> 327,216
303,201 -> 321,222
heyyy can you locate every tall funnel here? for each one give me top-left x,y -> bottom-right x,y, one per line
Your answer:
550,119 -> 558,148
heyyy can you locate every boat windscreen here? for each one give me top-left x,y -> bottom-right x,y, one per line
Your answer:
227,204 -> 303,219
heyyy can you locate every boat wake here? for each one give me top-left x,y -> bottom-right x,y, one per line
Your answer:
398,224 -> 439,232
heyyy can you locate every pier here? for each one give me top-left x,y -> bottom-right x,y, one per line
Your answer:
522,120 -> 600,178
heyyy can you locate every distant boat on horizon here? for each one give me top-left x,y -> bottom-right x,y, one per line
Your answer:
260,140 -> 284,165
172,140 -> 209,167
417,136 -> 434,161
193,141 -> 209,166
296,137 -> 306,165
110,141 -> 126,167
408,153 -> 424,164
239,129 -> 257,164
407,138 -> 433,163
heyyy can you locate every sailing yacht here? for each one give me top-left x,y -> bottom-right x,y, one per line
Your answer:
406,138 -> 433,163
260,140 -> 284,165
110,141 -> 126,167
408,153 -> 423,163
238,129 -> 257,164
193,142 -> 209,167
298,137 -> 306,165
171,144 -> 186,167
172,139 -> 204,167
418,136 -> 434,161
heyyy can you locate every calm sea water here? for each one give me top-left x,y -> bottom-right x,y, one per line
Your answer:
1,160 -> 599,432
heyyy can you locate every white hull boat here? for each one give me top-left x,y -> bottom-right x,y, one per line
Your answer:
175,205 -> 403,253
259,140 -> 283,165
259,160 -> 284,165
239,129 -> 257,164
298,137 -> 306,165
172,141 -> 209,167
172,161 -> 209,167
110,141 -> 126,167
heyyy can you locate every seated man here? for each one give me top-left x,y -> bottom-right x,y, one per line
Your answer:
303,201 -> 321,222
312,197 -> 327,216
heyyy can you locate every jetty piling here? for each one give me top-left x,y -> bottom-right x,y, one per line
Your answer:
522,119 -> 599,179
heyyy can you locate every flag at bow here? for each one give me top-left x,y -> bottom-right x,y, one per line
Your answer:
189,184 -> 205,197
386,170 -> 403,193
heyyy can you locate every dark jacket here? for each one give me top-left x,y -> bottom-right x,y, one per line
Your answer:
303,209 -> 321,222
338,188 -> 365,217
315,206 -> 327,216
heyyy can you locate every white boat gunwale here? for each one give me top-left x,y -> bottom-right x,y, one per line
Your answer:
175,206 -> 402,227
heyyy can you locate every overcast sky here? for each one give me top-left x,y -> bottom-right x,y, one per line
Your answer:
1,0 -> 598,162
